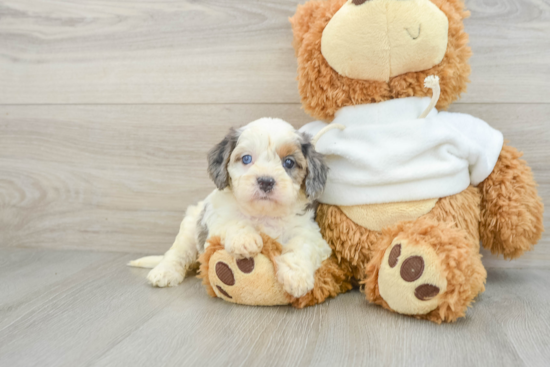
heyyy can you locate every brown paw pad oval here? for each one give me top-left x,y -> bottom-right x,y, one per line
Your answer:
414,284 -> 440,301
400,256 -> 424,282
388,244 -> 401,268
216,285 -> 232,299
236,258 -> 255,274
215,262 -> 235,286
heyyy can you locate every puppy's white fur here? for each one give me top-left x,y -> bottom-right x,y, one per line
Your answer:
131,118 -> 331,298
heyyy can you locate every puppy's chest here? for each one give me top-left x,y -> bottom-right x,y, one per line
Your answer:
253,218 -> 292,243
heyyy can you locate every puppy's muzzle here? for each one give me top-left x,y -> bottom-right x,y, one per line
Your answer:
257,176 -> 275,193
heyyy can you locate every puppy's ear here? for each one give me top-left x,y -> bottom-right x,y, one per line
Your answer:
300,132 -> 328,200
208,128 -> 240,190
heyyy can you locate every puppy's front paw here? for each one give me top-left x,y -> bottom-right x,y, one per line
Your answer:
276,253 -> 315,298
225,229 -> 263,258
147,263 -> 184,287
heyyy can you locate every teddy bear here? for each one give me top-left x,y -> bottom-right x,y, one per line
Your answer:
198,233 -> 352,308
196,0 -> 543,323
286,0 -> 544,323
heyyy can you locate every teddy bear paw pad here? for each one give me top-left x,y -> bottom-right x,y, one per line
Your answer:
208,250 -> 290,306
378,240 -> 447,315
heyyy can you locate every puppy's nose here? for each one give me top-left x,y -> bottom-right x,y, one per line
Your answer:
257,176 -> 275,193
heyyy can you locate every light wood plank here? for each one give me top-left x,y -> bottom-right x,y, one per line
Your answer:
0,0 -> 549,104
0,103 -> 548,267
0,248 -> 117,331
0,248 -> 549,367
0,249 -> 191,367
0,104 -> 309,254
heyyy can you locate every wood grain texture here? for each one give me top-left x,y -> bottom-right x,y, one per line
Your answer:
0,1 -> 548,365
0,103 -> 548,267
0,248 -> 549,367
0,0 -> 549,104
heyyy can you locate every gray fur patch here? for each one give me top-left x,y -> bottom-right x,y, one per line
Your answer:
196,204 -> 209,252
283,155 -> 307,186
207,128 -> 240,190
305,200 -> 320,218
300,132 -> 328,201
299,200 -> 320,220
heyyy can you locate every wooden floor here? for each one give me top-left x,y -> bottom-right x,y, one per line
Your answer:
0,247 -> 548,367
1,0 -> 550,366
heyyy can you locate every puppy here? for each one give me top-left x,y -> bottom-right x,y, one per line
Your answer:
130,118 -> 331,298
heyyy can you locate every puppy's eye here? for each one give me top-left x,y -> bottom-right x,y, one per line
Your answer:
283,157 -> 295,169
242,155 -> 252,165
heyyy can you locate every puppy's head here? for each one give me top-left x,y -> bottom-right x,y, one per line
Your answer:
208,118 -> 327,217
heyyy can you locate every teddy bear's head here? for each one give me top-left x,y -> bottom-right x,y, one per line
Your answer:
290,0 -> 471,121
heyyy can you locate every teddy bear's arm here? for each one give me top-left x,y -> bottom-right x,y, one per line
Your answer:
478,142 -> 544,259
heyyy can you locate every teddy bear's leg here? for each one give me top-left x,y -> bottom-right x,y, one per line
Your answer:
198,235 -> 352,307
478,142 -> 544,259
206,250 -> 292,306
316,203 -> 380,282
291,254 -> 354,308
365,218 -> 486,323
198,236 -> 291,306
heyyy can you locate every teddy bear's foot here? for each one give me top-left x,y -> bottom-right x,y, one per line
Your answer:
206,249 -> 291,306
377,239 -> 448,316
365,218 -> 486,323
198,234 -> 353,308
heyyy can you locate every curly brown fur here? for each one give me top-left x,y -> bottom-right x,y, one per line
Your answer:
258,233 -> 353,307
291,256 -> 354,308
197,237 -> 225,298
317,187 -> 485,322
365,218 -> 486,324
290,0 -> 472,121
316,203 -> 380,280
478,142 -> 544,259
316,186 -> 480,280
425,185 -> 481,245
198,234 -> 352,307
198,234 -> 286,299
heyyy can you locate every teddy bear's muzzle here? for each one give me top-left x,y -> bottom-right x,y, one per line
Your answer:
321,0 -> 449,82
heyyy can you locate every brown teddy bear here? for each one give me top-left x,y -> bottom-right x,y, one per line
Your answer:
195,0 -> 543,323
287,0 -> 544,323
198,233 -> 352,308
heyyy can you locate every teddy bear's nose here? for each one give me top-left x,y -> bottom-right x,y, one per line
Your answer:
352,0 -> 371,5
215,262 -> 235,286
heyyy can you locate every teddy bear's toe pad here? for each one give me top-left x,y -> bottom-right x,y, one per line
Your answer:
208,250 -> 290,306
378,240 -> 447,315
